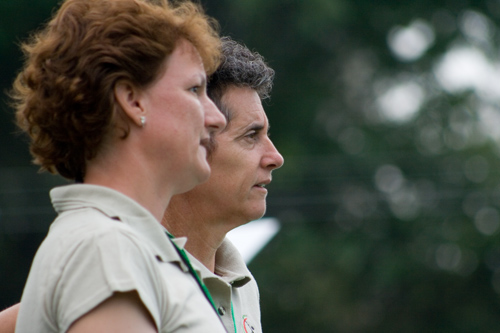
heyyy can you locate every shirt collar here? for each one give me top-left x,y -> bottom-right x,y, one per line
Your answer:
188,238 -> 252,287
50,184 -> 185,267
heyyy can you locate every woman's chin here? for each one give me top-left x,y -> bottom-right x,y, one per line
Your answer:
193,160 -> 212,185
173,164 -> 210,195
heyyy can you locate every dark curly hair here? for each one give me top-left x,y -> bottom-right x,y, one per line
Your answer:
207,36 -> 275,123
11,0 -> 221,181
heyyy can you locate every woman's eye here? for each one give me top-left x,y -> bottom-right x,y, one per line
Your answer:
189,86 -> 200,94
245,131 -> 258,140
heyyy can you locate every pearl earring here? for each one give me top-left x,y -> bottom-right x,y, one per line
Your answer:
140,116 -> 146,127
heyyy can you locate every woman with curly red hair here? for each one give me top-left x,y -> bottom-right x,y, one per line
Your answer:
10,0 -> 227,331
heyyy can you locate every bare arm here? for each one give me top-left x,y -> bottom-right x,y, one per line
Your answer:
67,291 -> 157,333
0,303 -> 20,333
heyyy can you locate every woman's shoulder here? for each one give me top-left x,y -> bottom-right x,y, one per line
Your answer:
49,207 -> 137,241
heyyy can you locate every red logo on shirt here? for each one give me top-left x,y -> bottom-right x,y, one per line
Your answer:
243,316 -> 255,333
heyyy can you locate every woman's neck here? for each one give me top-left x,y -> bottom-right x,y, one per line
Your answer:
85,147 -> 174,222
162,195 -> 230,273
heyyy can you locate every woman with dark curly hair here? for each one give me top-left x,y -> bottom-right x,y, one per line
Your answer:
10,0 -> 227,332
164,37 -> 284,333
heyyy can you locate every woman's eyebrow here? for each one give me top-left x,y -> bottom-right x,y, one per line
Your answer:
243,122 -> 265,132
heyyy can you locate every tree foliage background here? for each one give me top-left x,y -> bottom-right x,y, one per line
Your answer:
3,0 -> 500,332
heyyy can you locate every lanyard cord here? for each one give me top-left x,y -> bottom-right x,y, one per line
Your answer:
166,233 -> 218,315
167,233 -> 236,333
231,301 -> 237,333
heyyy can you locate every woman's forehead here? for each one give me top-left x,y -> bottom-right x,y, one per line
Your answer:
222,86 -> 268,129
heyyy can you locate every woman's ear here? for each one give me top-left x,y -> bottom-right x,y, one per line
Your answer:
114,81 -> 146,128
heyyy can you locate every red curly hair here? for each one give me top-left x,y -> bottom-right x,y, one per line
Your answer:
11,0 -> 221,181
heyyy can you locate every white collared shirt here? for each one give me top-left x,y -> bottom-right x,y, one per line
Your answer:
188,238 -> 262,333
16,184 -> 226,333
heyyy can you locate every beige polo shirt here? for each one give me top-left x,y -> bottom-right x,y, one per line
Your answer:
189,238 -> 262,333
16,184 -> 226,333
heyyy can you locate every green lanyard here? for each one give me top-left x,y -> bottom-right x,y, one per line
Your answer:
166,233 -> 218,314
231,301 -> 237,333
167,232 -> 237,333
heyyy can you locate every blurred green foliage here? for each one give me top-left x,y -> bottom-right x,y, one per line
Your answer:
3,0 -> 500,332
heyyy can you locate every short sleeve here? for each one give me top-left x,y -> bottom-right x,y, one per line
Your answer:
53,227 -> 164,332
